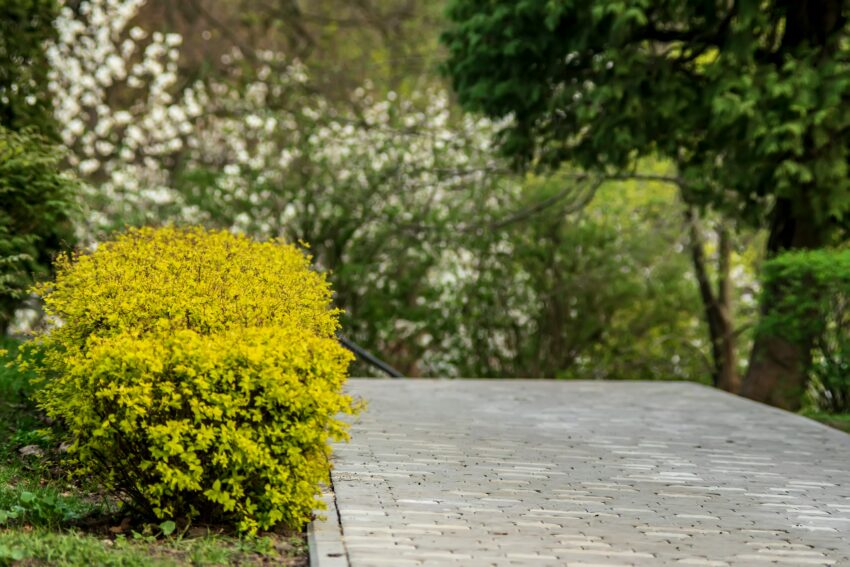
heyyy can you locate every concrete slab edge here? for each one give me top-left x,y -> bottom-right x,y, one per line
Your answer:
308,481 -> 349,567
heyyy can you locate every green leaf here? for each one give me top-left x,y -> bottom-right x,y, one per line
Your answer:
160,520 -> 177,536
0,543 -> 24,561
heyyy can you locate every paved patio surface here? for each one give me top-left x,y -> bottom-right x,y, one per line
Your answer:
309,379 -> 850,566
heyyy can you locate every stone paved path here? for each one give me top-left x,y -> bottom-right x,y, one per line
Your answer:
311,379 -> 850,566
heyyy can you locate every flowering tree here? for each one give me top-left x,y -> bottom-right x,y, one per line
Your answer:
47,0 -> 206,236
47,0 -> 512,374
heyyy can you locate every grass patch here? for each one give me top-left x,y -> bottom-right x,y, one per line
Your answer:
0,529 -> 306,566
0,338 -> 307,566
801,409 -> 850,434
0,464 -> 94,528
0,338 -> 42,443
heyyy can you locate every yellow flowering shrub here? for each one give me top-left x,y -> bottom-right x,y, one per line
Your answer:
24,227 -> 358,533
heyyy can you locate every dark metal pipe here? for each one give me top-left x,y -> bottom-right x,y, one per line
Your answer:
338,334 -> 405,378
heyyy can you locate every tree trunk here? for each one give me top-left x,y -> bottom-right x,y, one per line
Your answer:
685,208 -> 738,392
0,298 -> 14,338
716,226 -> 739,392
741,336 -> 807,409
740,198 -> 823,409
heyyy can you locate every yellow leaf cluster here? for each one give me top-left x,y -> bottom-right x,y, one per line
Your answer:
23,226 -> 358,533
37,225 -> 341,341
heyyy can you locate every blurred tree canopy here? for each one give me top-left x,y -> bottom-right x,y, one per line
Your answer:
448,172 -> 712,381
134,0 -> 444,100
0,0 -> 58,135
442,0 -> 850,408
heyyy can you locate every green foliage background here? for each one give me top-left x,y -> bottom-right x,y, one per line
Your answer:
0,127 -> 76,333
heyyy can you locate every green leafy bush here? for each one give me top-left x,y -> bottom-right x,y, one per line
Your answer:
24,227 -> 358,533
760,249 -> 850,412
0,126 -> 77,333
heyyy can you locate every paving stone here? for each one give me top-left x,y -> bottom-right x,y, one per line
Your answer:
312,379 -> 850,566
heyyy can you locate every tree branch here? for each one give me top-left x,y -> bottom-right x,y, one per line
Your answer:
489,176 -> 602,230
